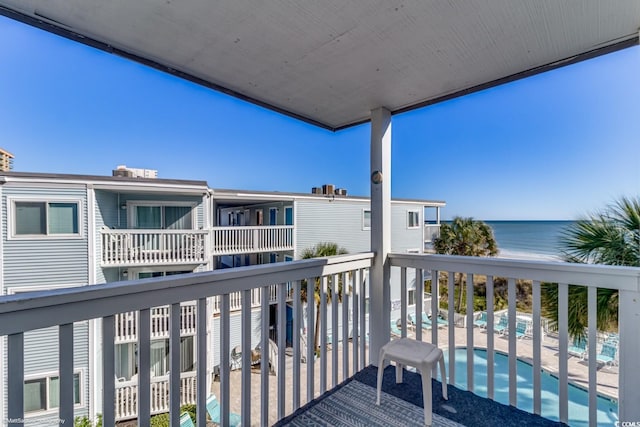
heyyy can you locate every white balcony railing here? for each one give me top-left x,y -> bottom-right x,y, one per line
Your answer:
0,253 -> 372,426
101,229 -> 208,266
387,253 -> 640,425
210,225 -> 294,256
210,284 -> 295,313
115,303 -> 197,343
100,226 -> 295,267
3,252 -> 638,425
116,372 -> 197,421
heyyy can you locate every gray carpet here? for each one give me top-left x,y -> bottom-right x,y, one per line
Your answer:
278,380 -> 463,426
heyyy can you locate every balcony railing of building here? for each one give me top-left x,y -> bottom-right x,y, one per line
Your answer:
101,229 -> 208,266
3,253 -> 639,425
115,303 -> 197,343
0,253 -> 372,426
116,372 -> 197,420
210,225 -> 294,256
100,225 -> 295,267
387,253 -> 640,425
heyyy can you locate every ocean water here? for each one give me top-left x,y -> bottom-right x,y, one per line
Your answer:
483,220 -> 575,260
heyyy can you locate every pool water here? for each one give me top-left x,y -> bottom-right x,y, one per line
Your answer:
444,348 -> 618,427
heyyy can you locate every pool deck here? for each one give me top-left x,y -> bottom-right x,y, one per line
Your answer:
430,324 -> 619,400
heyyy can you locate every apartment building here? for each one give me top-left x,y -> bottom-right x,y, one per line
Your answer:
0,171 -> 444,423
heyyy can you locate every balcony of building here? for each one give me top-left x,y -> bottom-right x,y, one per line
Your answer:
2,252 -> 639,426
100,225 -> 294,267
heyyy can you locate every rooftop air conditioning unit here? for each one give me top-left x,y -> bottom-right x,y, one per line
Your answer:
335,189 -> 347,196
322,184 -> 335,195
112,169 -> 134,177
311,187 -> 322,194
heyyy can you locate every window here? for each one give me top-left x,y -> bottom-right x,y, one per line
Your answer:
362,209 -> 371,230
149,337 -> 195,377
13,201 -> 80,237
136,206 -> 192,229
24,372 -> 81,413
407,210 -> 420,229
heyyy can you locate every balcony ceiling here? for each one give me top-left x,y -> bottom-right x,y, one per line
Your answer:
1,1 -> 638,130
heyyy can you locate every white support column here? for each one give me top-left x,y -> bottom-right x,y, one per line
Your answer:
369,106 -> 392,366
618,288 -> 640,422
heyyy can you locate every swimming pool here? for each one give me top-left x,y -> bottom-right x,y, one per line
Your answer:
445,348 -> 618,427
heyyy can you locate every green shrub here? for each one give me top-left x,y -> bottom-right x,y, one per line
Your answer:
150,413 -> 170,427
149,405 -> 196,427
74,414 -> 102,427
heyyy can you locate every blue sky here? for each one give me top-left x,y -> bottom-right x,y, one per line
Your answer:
1,16 -> 638,220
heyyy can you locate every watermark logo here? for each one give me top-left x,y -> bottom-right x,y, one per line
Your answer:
615,422 -> 640,427
4,418 -> 67,425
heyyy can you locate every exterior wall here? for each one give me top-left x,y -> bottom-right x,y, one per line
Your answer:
295,199 -> 370,255
2,185 -> 89,288
295,199 -> 425,255
94,190 -> 118,284
1,183 -> 91,424
390,202 -> 424,252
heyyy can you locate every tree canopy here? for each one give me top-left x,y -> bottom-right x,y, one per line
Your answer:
433,217 -> 498,257
542,197 -> 640,338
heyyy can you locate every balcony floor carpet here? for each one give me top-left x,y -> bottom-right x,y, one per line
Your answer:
276,365 -> 564,427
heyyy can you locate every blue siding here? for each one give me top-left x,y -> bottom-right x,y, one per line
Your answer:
2,185 -> 89,288
2,185 -> 91,424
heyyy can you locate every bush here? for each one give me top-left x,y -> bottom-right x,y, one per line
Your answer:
150,405 -> 197,427
150,413 -> 169,427
74,414 -> 102,427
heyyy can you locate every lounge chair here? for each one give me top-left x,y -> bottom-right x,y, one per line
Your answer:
515,321 -> 528,339
568,338 -> 587,360
494,315 -> 508,335
419,312 -> 433,329
409,312 -> 430,329
207,394 -> 242,426
474,312 -> 488,329
427,311 -> 448,328
596,343 -> 617,368
390,320 -> 403,337
180,412 -> 195,427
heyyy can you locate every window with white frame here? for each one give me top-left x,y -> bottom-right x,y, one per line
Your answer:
12,200 -> 81,237
24,372 -> 82,413
362,209 -> 371,230
129,202 -> 195,229
407,210 -> 420,229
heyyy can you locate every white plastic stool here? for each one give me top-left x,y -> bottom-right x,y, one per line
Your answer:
376,338 -> 447,427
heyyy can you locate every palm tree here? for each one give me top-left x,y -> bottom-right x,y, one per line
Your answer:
542,197 -> 640,338
299,242 -> 348,353
433,217 -> 498,311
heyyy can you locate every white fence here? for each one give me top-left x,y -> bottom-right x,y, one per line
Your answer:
0,253 -> 372,426
101,229 -> 207,266
210,225 -> 294,256
101,226 -> 295,267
